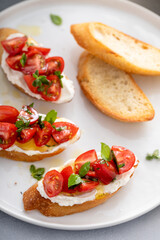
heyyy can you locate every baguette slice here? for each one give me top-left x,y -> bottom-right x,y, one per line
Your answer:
23,162 -> 138,216
0,28 -> 74,103
71,22 -> 160,75
77,51 -> 154,122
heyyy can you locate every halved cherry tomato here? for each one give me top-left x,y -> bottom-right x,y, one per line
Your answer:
28,46 -> 50,56
74,150 -> 98,174
60,166 -> 77,193
43,170 -> 63,197
16,127 -> 37,143
46,57 -> 64,75
52,122 -> 79,144
0,122 -> 17,149
93,159 -> 117,185
111,146 -> 136,174
77,179 -> 99,193
40,75 -> 61,101
21,49 -> 46,75
0,106 -> 19,123
86,171 -> 97,178
34,121 -> 52,146
18,105 -> 39,125
24,75 -> 39,93
1,36 -> 27,55
6,54 -> 22,71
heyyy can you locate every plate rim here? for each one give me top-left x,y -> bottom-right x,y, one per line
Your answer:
0,0 -> 160,230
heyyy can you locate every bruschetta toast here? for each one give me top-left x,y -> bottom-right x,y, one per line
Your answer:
77,52 -> 154,122
23,143 -> 138,216
0,104 -> 80,162
0,28 -> 74,103
71,22 -> 160,75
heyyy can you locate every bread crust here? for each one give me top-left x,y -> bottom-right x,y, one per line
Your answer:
0,147 -> 65,162
71,22 -> 160,75
77,51 -> 155,122
23,183 -> 117,216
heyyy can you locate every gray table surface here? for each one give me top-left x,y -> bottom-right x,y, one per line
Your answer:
0,0 -> 160,239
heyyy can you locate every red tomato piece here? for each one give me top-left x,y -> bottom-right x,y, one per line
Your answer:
93,159 -> 117,185
1,36 -> 27,55
0,122 -> 17,149
60,166 -> 77,193
74,150 -> 98,174
16,127 -> 37,143
43,170 -> 63,197
46,57 -> 64,75
77,179 -> 99,193
24,75 -> 39,93
0,105 -> 19,123
6,54 -> 22,71
18,105 -> 39,125
52,122 -> 79,144
111,146 -> 136,174
86,171 -> 97,178
34,121 -> 52,146
40,75 -> 61,101
28,46 -> 50,56
21,49 -> 46,75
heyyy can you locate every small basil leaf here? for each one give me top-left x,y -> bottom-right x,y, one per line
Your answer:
35,168 -> 45,176
29,103 -> 34,108
79,162 -> 90,177
30,164 -> 36,174
118,163 -> 125,168
68,173 -> 82,188
101,142 -> 112,161
50,14 -> 62,26
146,149 -> 160,160
45,110 -> 57,124
20,53 -> 27,67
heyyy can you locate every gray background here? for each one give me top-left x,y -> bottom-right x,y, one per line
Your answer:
0,0 -> 160,239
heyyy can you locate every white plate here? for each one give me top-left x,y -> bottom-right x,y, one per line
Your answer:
0,0 -> 160,230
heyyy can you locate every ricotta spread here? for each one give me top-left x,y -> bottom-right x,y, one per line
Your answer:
1,33 -> 75,103
37,153 -> 138,206
1,115 -> 80,155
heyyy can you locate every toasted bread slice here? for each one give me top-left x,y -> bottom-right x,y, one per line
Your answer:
71,22 -> 160,75
23,161 -> 138,216
77,52 -> 154,122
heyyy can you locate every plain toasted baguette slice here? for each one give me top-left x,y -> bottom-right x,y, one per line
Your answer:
71,22 -> 160,75
23,161 -> 138,216
77,52 -> 154,122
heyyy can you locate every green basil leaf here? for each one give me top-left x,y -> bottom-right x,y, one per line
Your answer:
35,168 -> 45,176
50,14 -> 62,26
38,116 -> 45,129
68,173 -> 82,188
52,125 -> 66,131
45,110 -> 57,124
55,71 -> 63,88
79,161 -> 90,177
101,142 -> 112,161
29,103 -> 34,108
20,53 -> 27,67
146,149 -> 160,160
118,163 -> 125,168
30,164 -> 36,174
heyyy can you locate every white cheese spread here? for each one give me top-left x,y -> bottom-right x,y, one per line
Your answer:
1,33 -> 75,103
37,153 -> 138,206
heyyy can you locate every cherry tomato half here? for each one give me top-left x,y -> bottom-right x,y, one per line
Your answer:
46,57 -> 64,75
34,121 -> 52,146
0,105 -> 19,123
52,122 -> 79,144
60,166 -> 76,193
0,122 -> 17,149
6,54 -> 22,71
77,179 -> 99,193
1,36 -> 27,55
43,170 -> 63,197
24,75 -> 39,93
93,159 -> 117,185
21,49 -> 46,75
28,46 -> 50,56
74,150 -> 98,174
16,127 -> 37,143
40,75 -> 61,102
111,146 -> 136,174
18,105 -> 39,125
